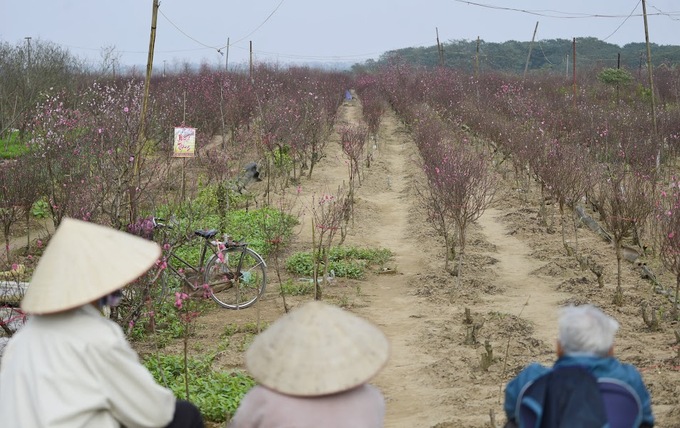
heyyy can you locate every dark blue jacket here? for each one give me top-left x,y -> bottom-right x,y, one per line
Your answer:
504,355 -> 654,427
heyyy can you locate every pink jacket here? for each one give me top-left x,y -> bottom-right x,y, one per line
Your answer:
229,384 -> 385,428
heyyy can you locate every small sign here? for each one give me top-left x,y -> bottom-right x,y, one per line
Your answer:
173,127 -> 196,158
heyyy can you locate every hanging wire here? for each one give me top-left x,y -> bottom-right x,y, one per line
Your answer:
157,0 -> 286,56
601,1 -> 641,42
158,8 -> 221,51
220,0 -> 286,50
451,0 -> 680,19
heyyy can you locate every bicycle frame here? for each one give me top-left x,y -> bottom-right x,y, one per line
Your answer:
162,235 -> 221,291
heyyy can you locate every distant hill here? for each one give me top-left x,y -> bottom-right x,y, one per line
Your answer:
353,37 -> 680,74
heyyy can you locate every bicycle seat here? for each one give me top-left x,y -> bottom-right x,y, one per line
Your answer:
195,229 -> 219,239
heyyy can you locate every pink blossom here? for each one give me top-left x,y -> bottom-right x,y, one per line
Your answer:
174,291 -> 189,309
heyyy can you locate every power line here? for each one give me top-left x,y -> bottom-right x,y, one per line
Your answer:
451,0 -> 680,19
602,1 -> 641,42
650,5 -> 680,21
158,8 -> 220,51
221,0 -> 286,49
157,0 -> 286,56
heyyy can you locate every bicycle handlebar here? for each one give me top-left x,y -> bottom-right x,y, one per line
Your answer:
151,216 -> 246,247
152,217 -> 173,229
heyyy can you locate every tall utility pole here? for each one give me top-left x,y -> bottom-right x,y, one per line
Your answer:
475,37 -> 480,79
572,38 -> 577,106
641,0 -> 658,141
131,0 -> 159,223
523,22 -> 539,81
24,37 -> 32,67
249,41 -> 254,78
436,27 -> 444,67
24,37 -> 32,86
225,37 -> 230,71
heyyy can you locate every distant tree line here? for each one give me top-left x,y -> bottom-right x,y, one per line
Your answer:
354,37 -> 680,75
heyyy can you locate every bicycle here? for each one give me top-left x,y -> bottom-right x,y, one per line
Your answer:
151,217 -> 267,310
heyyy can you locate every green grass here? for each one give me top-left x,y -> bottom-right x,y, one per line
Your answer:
285,246 -> 393,279
0,131 -> 29,159
279,278 -> 315,296
143,353 -> 255,422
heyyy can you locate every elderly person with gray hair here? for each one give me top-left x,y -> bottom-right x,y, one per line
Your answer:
503,304 -> 654,427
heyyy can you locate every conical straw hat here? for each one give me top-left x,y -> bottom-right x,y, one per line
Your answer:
245,301 -> 390,396
21,218 -> 161,314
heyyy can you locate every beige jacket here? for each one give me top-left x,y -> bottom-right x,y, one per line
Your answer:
229,384 -> 385,428
0,304 -> 176,428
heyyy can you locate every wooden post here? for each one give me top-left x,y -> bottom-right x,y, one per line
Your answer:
475,37 -> 480,79
436,27 -> 444,67
616,52 -> 621,105
523,21 -> 539,81
181,91 -> 187,202
572,38 -> 577,107
132,0 -> 159,223
641,0 -> 659,148
249,41 -> 253,78
225,37 -> 230,71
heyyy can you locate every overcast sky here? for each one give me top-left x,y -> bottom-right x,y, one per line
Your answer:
2,0 -> 679,69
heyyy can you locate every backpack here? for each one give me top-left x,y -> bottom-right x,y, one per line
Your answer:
516,365 -> 608,428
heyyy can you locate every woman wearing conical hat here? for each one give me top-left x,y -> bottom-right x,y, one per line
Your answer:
0,218 -> 204,428
229,300 -> 390,428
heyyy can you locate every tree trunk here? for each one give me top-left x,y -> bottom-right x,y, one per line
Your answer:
457,225 -> 466,288
614,243 -> 624,305
674,275 -> 680,319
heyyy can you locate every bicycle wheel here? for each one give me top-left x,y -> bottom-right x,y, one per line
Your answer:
203,246 -> 267,309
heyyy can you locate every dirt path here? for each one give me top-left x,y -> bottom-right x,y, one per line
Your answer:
346,109 -> 449,427
476,208 -> 569,354
336,103 -> 570,427
0,218 -> 54,263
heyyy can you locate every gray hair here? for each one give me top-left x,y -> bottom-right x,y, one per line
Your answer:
558,304 -> 620,357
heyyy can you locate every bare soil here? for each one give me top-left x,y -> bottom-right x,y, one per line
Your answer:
200,95 -> 680,427
7,95 -> 678,427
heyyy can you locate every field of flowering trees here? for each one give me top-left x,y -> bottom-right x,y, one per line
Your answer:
2,58 -> 680,425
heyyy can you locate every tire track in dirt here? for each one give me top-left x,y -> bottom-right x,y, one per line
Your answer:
345,108 -> 456,428
476,207 -> 571,355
